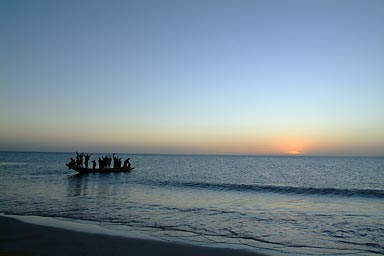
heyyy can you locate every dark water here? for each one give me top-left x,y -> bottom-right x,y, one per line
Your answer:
0,152 -> 383,255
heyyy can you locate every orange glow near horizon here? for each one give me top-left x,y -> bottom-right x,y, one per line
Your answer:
2,124 -> 383,156
96,132 -> 322,155
287,150 -> 302,155
263,134 -> 312,156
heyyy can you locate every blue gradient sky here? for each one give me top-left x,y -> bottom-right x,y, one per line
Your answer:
1,0 -> 384,156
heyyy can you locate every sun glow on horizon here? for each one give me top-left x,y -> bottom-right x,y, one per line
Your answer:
287,150 -> 302,155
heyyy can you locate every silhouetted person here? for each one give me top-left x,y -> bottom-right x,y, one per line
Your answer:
80,152 -> 84,167
113,154 -> 121,168
107,156 -> 112,168
76,155 -> 81,167
68,158 -> 76,167
84,153 -> 92,168
76,152 -> 85,167
103,156 -> 109,168
92,160 -> 96,170
124,158 -> 131,168
112,153 -> 117,168
98,157 -> 103,169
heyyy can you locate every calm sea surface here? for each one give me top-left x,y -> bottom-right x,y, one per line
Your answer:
0,152 -> 383,255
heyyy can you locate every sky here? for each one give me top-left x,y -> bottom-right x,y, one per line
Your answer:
1,0 -> 384,156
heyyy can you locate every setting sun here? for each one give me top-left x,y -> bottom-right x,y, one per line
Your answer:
288,150 -> 302,155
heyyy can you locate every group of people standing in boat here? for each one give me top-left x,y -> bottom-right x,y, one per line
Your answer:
69,152 -> 131,170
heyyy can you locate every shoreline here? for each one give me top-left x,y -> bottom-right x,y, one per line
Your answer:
0,215 -> 268,256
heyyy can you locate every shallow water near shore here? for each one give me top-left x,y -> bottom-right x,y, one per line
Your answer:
0,152 -> 383,255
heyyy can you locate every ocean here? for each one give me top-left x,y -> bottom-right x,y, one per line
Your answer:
0,152 -> 383,255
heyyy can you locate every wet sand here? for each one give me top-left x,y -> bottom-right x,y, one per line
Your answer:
0,216 -> 266,256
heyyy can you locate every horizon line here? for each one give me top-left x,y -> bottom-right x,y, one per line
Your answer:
0,150 -> 383,158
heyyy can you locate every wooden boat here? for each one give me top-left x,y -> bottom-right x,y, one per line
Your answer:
66,163 -> 134,174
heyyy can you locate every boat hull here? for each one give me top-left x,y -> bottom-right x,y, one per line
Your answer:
66,163 -> 134,174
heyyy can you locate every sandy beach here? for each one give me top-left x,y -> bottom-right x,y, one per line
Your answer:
0,216 -> 266,256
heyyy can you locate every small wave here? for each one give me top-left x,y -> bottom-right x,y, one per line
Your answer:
147,180 -> 384,199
